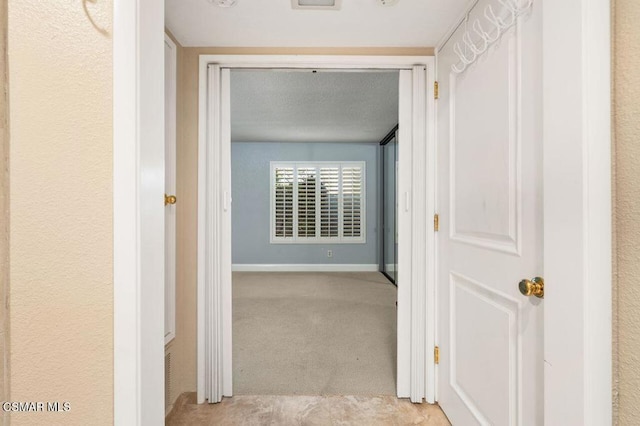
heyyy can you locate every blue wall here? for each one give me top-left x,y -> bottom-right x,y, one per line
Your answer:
232,142 -> 378,265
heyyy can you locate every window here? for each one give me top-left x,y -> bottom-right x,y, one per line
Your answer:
271,161 -> 365,244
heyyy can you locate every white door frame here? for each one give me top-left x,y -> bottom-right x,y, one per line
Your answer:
196,55 -> 436,404
113,0 -> 166,425
541,0 -> 611,424
113,0 -> 611,424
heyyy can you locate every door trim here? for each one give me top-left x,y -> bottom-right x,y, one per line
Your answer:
541,1 -> 612,424
113,0 -> 165,424
196,55 -> 436,404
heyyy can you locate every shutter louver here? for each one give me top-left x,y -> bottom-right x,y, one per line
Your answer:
274,167 -> 294,238
342,166 -> 362,238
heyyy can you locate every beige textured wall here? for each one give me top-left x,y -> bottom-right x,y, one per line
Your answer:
8,1 -> 113,425
614,0 -> 640,424
171,46 -> 434,399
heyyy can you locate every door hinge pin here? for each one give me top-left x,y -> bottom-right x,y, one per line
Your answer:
434,81 -> 439,100
434,346 -> 440,364
434,214 -> 439,232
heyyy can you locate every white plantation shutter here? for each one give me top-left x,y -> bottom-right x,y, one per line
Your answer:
319,167 -> 340,238
342,165 -> 363,238
271,162 -> 365,243
297,167 -> 317,238
273,167 -> 294,238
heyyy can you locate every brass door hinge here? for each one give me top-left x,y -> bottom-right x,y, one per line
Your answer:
434,346 -> 440,364
434,214 -> 439,232
434,81 -> 439,100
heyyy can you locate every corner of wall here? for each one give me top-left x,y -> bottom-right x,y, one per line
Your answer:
0,0 -> 9,421
613,0 -> 640,423
611,3 -> 619,426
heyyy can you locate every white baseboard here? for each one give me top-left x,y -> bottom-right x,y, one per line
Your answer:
232,264 -> 380,272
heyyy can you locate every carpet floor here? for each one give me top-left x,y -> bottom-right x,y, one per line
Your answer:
233,272 -> 397,396
166,393 -> 451,426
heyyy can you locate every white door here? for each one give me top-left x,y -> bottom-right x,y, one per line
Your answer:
164,35 -> 177,344
436,2 -> 542,425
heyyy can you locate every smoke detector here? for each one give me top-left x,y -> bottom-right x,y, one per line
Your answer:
208,0 -> 237,7
292,0 -> 342,10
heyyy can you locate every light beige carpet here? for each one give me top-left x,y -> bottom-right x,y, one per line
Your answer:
232,272 -> 397,396
166,393 -> 451,426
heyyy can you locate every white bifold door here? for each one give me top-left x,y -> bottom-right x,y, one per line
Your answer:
436,1 -> 543,425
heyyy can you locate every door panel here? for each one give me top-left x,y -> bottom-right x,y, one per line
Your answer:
450,272 -> 520,425
437,2 -> 542,425
450,36 -> 519,254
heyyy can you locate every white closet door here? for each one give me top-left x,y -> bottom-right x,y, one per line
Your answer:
164,35 -> 177,345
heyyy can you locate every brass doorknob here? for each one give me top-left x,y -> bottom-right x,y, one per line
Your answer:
518,277 -> 544,298
165,194 -> 177,206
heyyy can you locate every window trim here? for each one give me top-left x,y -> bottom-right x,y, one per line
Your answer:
270,161 -> 366,244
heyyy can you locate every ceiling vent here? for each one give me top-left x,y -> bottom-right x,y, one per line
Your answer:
291,0 -> 342,10
207,0 -> 237,7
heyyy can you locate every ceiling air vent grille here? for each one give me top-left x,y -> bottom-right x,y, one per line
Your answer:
292,0 -> 342,10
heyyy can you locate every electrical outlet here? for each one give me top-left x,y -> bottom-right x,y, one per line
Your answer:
327,250 -> 333,258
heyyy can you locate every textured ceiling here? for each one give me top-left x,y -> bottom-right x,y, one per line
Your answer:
166,0 -> 472,47
231,70 -> 399,143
